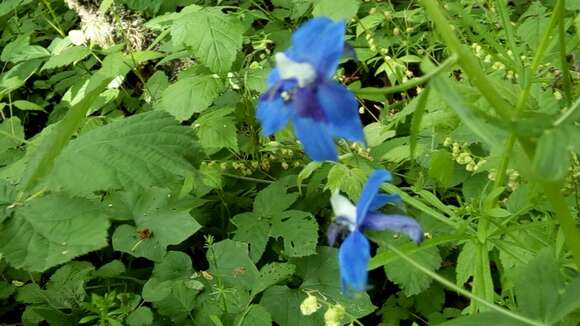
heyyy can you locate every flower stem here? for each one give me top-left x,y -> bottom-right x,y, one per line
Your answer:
353,55 -> 457,96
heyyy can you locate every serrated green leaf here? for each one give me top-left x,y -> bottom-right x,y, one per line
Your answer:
254,179 -> 298,215
41,46 -> 90,71
194,107 -> 238,153
270,210 -> 318,257
157,75 -> 223,121
209,240 -> 259,290
384,246 -> 441,296
313,0 -> 360,20
252,262 -> 296,297
112,188 -> 201,261
49,111 -> 200,194
428,150 -> 455,188
456,240 -> 477,287
172,8 -> 244,74
0,194 -> 109,272
232,212 -> 270,262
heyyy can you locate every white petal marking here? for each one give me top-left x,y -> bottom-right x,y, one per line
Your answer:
330,191 -> 356,230
275,53 -> 316,87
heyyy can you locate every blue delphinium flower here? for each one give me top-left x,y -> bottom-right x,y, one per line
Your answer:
256,17 -> 365,161
328,169 -> 423,293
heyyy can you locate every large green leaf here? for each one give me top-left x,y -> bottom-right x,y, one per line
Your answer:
194,106 -> 238,153
41,46 -> 91,71
384,246 -> 442,296
0,35 -> 49,63
270,210 -> 318,258
514,249 -> 560,322
208,240 -> 259,291
0,194 -> 108,272
172,8 -> 244,74
49,111 -> 200,194
156,75 -> 223,121
111,188 -> 201,261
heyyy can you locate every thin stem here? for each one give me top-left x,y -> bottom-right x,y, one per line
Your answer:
353,55 -> 457,96
386,244 -> 546,326
557,0 -> 573,107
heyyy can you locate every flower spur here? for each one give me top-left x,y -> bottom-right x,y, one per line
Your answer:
256,17 -> 365,161
328,169 -> 423,293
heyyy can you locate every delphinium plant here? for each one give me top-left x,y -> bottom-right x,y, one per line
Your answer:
0,0 -> 578,325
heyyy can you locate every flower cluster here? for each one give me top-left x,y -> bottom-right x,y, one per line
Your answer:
256,18 -> 423,295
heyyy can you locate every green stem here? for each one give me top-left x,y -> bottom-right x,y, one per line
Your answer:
386,244 -> 547,326
557,0 -> 573,107
544,183 -> 580,268
353,55 -> 457,96
419,0 -> 513,120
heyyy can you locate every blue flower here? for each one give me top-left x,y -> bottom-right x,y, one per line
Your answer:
328,169 -> 423,293
256,17 -> 365,161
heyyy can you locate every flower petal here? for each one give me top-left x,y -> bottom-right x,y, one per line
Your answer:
257,96 -> 293,136
292,117 -> 337,161
317,81 -> 365,144
355,169 -> 392,226
368,194 -> 401,211
338,230 -> 370,292
286,17 -> 346,79
330,192 -> 356,228
361,213 -> 423,244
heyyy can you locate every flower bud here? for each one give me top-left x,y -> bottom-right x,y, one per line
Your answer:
324,304 -> 345,326
300,295 -> 320,316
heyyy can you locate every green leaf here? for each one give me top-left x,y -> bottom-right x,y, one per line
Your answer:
232,212 -> 270,262
252,262 -> 296,297
0,280 -> 15,299
112,188 -> 201,261
514,249 -> 560,322
1,35 -> 50,63
208,240 -> 259,291
384,246 -> 442,296
0,59 -> 43,96
126,307 -> 154,326
156,75 -> 223,121
142,252 -> 201,320
144,70 -> 169,103
549,277 -> 580,323
172,8 -> 244,74
364,122 -> 396,148
325,164 -> 367,200
194,107 -> 238,153
0,194 -> 109,272
49,111 -> 200,194
456,240 -> 477,287
0,117 -> 25,152
532,128 -> 571,181
12,100 -> 44,111
253,178 -> 298,215
313,0 -> 360,21
428,150 -> 455,188
44,261 -> 95,309
41,46 -> 91,71
93,260 -> 126,279
270,210 -> 318,257
239,304 -> 272,326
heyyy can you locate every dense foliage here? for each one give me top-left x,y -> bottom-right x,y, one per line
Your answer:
0,0 -> 579,325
